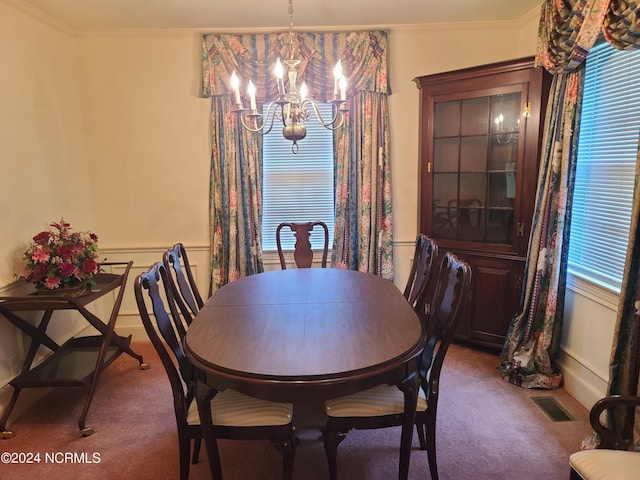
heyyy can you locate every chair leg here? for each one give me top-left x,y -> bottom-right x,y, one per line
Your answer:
178,435 -> 191,480
425,415 -> 438,480
192,437 -> 201,464
416,422 -> 427,450
324,427 -> 348,480
273,434 -> 296,480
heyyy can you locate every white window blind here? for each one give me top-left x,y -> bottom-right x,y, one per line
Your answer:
568,41 -> 640,290
261,103 -> 335,251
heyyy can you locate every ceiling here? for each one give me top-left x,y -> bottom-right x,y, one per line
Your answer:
19,0 -> 542,31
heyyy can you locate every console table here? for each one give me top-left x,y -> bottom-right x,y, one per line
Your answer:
0,261 -> 148,438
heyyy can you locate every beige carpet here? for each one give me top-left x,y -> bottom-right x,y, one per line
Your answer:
0,341 -> 593,479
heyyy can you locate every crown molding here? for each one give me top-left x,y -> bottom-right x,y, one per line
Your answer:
2,0 -> 77,36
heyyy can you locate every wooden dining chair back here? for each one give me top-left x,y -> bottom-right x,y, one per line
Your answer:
323,251 -> 472,480
163,243 -> 204,324
414,252 -> 472,479
134,262 -> 296,480
134,262 -> 200,480
276,221 -> 329,269
403,234 -> 438,310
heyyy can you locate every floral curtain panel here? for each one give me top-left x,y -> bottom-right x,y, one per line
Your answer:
500,71 -> 582,389
202,31 -> 393,287
501,0 -> 640,390
332,90 -> 393,278
207,96 -> 263,292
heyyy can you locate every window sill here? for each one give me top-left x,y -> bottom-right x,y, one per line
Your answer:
566,271 -> 619,311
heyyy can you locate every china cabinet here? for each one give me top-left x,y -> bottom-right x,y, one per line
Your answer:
414,57 -> 551,349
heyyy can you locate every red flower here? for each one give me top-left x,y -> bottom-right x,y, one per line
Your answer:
30,263 -> 48,282
59,262 -> 76,277
57,244 -> 75,259
33,231 -> 51,245
82,258 -> 98,274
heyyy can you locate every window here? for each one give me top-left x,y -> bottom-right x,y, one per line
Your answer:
568,41 -> 640,290
261,103 -> 335,251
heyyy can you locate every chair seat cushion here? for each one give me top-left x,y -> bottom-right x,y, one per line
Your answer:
187,388 -> 293,427
325,384 -> 427,417
569,449 -> 640,480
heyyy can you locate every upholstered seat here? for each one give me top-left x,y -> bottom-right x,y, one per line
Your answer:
325,384 -> 427,418
569,449 -> 640,480
185,388 -> 292,427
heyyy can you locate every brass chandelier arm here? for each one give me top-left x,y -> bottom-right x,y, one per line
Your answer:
236,102 -> 281,134
303,101 -> 346,131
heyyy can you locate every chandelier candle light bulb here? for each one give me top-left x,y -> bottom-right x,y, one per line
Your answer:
275,59 -> 285,97
333,60 -> 342,99
231,71 -> 241,106
248,80 -> 257,112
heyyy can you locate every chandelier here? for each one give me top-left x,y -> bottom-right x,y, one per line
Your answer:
229,0 -> 348,153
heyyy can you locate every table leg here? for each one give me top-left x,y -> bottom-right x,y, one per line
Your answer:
398,370 -> 419,480
195,379 -> 223,480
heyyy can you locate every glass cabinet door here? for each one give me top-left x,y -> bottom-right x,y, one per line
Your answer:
431,90 -> 522,246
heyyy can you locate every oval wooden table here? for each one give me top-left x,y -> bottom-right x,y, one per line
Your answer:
184,268 -> 425,480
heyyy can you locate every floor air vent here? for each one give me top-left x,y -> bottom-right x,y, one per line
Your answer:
531,396 -> 575,422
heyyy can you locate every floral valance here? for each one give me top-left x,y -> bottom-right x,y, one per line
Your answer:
603,0 -> 640,49
201,31 -> 388,101
535,0 -> 640,74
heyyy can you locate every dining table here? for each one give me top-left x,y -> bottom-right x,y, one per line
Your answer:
184,267 -> 425,479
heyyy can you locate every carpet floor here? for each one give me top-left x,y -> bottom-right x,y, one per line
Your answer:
0,341 -> 593,479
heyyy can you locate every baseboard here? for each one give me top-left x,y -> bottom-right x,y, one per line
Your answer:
557,348 -> 608,411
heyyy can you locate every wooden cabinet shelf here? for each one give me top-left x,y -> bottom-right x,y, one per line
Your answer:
414,57 -> 551,350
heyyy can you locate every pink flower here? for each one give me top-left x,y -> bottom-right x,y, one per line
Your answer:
32,249 -> 50,263
45,277 -> 61,289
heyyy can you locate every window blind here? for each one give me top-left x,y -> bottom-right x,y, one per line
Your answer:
568,41 -> 640,290
261,103 -> 335,251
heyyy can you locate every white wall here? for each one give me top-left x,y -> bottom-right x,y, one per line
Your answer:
0,0 -> 100,422
0,0 -> 613,414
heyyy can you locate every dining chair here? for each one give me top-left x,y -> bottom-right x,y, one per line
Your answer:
403,234 -> 438,310
276,221 -> 329,269
134,262 -> 296,480
162,243 -> 204,324
569,395 -> 640,480
323,251 -> 472,480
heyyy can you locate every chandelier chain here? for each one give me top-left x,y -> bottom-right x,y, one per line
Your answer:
288,0 -> 295,60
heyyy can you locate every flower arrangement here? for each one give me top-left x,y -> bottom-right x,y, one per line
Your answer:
19,219 -> 101,291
